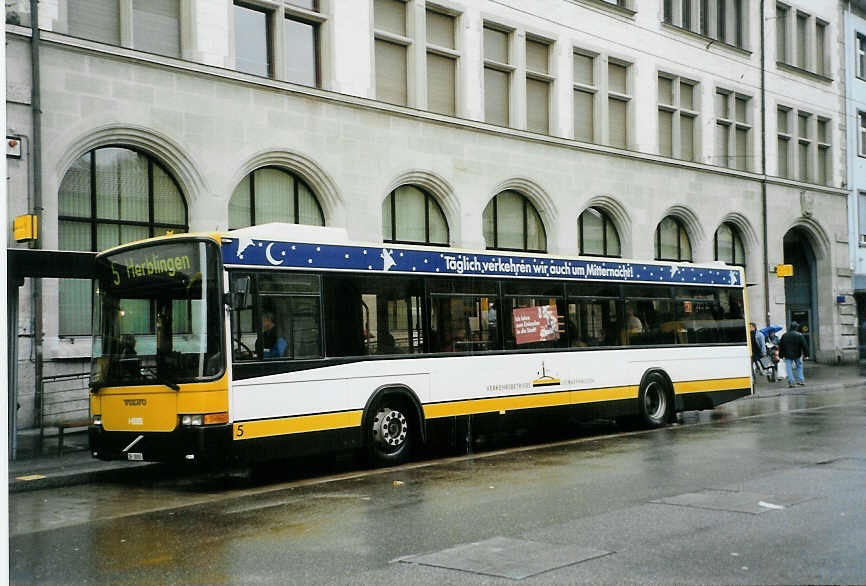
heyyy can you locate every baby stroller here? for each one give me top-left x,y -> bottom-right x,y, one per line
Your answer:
759,325 -> 783,383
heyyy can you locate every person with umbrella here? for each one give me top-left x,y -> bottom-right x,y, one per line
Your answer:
760,325 -> 783,382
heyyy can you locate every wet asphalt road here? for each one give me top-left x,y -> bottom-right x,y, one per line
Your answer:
10,387 -> 866,585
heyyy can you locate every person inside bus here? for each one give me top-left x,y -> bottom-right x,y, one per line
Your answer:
625,305 -> 644,334
118,334 -> 139,376
256,311 -> 288,359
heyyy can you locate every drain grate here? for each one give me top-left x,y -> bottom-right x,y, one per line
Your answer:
652,489 -> 804,515
399,536 -> 611,580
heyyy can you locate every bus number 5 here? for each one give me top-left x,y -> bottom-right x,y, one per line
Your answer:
236,424 -> 244,437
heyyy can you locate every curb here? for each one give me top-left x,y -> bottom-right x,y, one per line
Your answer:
10,461 -> 158,493
751,378 -> 864,398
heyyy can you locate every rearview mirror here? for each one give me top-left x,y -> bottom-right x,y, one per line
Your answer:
228,275 -> 252,309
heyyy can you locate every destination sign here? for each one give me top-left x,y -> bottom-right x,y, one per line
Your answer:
221,237 -> 743,287
105,243 -> 197,286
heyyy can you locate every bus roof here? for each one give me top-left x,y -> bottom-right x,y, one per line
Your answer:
221,223 -> 744,288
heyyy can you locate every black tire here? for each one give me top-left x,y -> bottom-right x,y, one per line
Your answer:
639,372 -> 672,428
367,398 -> 413,466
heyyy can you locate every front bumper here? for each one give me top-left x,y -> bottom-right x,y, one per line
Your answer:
89,423 -> 233,464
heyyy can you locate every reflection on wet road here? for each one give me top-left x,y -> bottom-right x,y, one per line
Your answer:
10,387 -> 865,585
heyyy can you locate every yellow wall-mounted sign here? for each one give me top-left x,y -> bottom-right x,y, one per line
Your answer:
13,214 -> 38,242
776,264 -> 793,277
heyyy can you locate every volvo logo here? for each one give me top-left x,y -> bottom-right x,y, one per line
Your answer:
124,399 -> 147,406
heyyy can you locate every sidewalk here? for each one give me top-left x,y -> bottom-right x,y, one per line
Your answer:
8,363 -> 863,493
8,428 -> 155,493
751,360 -> 864,397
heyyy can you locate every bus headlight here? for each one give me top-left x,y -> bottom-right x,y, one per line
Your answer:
180,412 -> 228,426
92,414 -> 102,426
181,414 -> 203,426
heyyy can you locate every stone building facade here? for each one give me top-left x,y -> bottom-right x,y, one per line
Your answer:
5,0 -> 855,428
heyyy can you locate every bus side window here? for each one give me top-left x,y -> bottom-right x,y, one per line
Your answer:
258,295 -> 322,360
323,275 -> 425,357
568,298 -> 621,347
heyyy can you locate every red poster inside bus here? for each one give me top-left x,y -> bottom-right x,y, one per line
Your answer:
513,305 -> 560,345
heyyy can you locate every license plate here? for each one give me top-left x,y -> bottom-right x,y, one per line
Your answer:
127,452 -> 143,461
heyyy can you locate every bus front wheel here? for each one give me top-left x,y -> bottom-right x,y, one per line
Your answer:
639,373 -> 672,428
368,401 -> 412,466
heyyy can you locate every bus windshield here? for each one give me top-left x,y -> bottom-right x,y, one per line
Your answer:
91,240 -> 224,389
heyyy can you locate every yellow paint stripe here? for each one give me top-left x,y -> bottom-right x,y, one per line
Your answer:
423,385 -> 640,419
234,410 -> 363,440
673,377 -> 751,395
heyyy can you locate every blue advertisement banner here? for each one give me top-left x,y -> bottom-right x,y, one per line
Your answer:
221,237 -> 742,287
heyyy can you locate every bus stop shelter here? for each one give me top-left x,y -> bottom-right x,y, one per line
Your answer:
7,248 -> 98,459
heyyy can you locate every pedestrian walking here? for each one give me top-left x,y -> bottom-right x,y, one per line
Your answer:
778,321 -> 809,387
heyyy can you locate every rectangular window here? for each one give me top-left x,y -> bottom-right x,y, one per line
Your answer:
859,192 -> 866,242
815,21 -> 826,76
608,62 -> 629,149
798,111 -> 811,182
68,0 -> 121,45
680,115 -> 695,162
526,78 -> 550,134
132,0 -> 180,58
504,299 -> 564,348
681,0 -> 691,30
573,51 -> 596,143
796,12 -> 807,69
374,0 -> 405,35
609,98 -> 627,149
817,118 -> 830,185
568,299 -> 622,347
734,0 -> 744,47
859,112 -> 866,157
717,0 -> 726,43
233,273 -> 322,361
323,275 -> 425,356
776,4 -> 788,63
234,3 -> 272,77
858,33 -> 866,79
526,39 -> 551,134
624,297 -> 677,346
375,0 -> 409,106
658,74 -> 698,161
426,9 -> 457,116
777,107 -> 791,178
659,109 -> 673,157
284,16 -> 318,87
715,90 -> 750,170
428,279 -> 499,353
484,25 -> 512,127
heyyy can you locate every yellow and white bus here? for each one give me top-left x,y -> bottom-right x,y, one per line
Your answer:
88,224 -> 751,466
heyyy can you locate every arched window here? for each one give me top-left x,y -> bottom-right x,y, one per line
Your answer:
714,222 -> 745,267
58,146 -> 188,335
655,216 -> 692,261
382,185 -> 449,245
228,167 -> 324,229
482,190 -> 546,252
578,207 -> 621,257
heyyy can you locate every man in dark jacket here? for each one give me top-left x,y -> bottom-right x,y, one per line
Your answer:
778,321 -> 809,387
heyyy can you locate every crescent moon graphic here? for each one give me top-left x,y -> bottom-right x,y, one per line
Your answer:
265,243 -> 284,266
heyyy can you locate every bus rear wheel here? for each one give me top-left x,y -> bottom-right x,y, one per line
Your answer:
639,373 -> 672,428
368,401 -> 412,466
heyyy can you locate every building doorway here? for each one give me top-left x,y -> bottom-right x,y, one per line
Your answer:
783,228 -> 817,356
